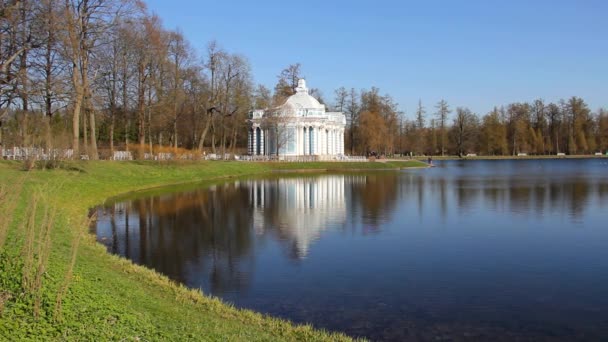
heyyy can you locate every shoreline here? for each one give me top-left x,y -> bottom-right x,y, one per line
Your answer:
0,160 -> 425,341
399,154 -> 608,161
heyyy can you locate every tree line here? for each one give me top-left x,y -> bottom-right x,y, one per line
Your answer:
1,0 -> 253,159
339,93 -> 608,156
1,0 -> 606,159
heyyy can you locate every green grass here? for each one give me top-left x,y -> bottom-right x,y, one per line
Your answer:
0,160 -> 426,341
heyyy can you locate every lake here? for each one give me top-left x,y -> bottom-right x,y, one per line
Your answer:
94,159 -> 608,341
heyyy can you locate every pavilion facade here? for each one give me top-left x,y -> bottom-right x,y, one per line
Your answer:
247,79 -> 346,157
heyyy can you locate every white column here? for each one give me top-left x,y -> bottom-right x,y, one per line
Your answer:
304,127 -> 308,155
299,125 -> 303,156
312,127 -> 316,155
248,129 -> 252,155
265,129 -> 270,156
328,129 -> 332,155
335,129 -> 339,155
318,128 -> 322,155
319,128 -> 323,155
334,130 -> 338,155
296,125 -> 301,155
252,127 -> 258,155
314,127 -> 318,155
337,130 -> 340,155
260,129 -> 265,155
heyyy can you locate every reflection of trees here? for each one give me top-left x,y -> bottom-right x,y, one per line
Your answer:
599,184 -> 608,207
349,173 -> 399,229
94,170 -> 608,299
508,183 -> 532,214
100,183 -> 255,295
453,176 -> 600,220
455,178 -> 481,212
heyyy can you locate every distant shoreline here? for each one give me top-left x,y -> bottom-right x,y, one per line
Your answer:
402,155 -> 608,161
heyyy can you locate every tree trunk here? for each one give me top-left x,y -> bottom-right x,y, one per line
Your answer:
211,122 -> 216,153
173,118 -> 178,150
125,116 -> 130,151
71,87 -> 82,158
230,126 -> 237,153
350,127 -> 355,155
136,58 -> 147,158
148,108 -> 153,156
45,116 -> 53,153
137,89 -> 145,151
82,106 -> 88,156
110,114 -> 114,156
87,97 -> 99,159
221,121 -> 226,157
198,112 -> 213,152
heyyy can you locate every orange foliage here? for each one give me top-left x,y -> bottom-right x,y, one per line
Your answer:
126,144 -> 203,160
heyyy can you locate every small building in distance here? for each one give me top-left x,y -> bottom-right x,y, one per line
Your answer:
247,79 -> 346,157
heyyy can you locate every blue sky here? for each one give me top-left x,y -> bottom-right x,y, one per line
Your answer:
144,0 -> 607,118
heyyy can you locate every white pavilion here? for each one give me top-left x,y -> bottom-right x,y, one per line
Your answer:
247,79 -> 346,158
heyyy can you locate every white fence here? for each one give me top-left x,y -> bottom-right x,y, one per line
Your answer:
112,151 -> 133,161
2,146 -> 369,163
1,147 -> 75,160
239,154 -> 368,162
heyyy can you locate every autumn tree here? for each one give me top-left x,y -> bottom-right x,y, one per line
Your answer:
566,96 -> 593,154
597,109 -> 608,152
346,88 -> 359,154
480,107 -> 508,155
451,107 -> 479,157
358,110 -> 386,155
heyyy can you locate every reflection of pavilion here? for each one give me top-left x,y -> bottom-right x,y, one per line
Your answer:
248,176 -> 350,258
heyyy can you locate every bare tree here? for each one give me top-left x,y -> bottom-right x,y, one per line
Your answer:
452,107 -> 478,157
333,86 -> 347,113
197,41 -> 224,152
1,0 -> 41,119
61,0 -> 134,159
346,88 -> 359,154
274,63 -> 300,102
435,99 -> 450,156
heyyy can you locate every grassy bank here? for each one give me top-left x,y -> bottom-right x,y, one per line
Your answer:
0,160 -> 426,341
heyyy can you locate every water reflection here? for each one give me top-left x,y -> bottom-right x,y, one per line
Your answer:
96,159 -> 608,341
250,176 -> 350,258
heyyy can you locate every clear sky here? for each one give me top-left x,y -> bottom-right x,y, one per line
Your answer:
143,0 -> 607,119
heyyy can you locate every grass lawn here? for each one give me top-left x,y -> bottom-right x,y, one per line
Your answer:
0,159 -> 425,341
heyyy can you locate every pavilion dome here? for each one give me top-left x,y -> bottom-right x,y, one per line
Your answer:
283,79 -> 325,111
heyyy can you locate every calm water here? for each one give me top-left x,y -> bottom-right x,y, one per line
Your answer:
95,159 -> 608,341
